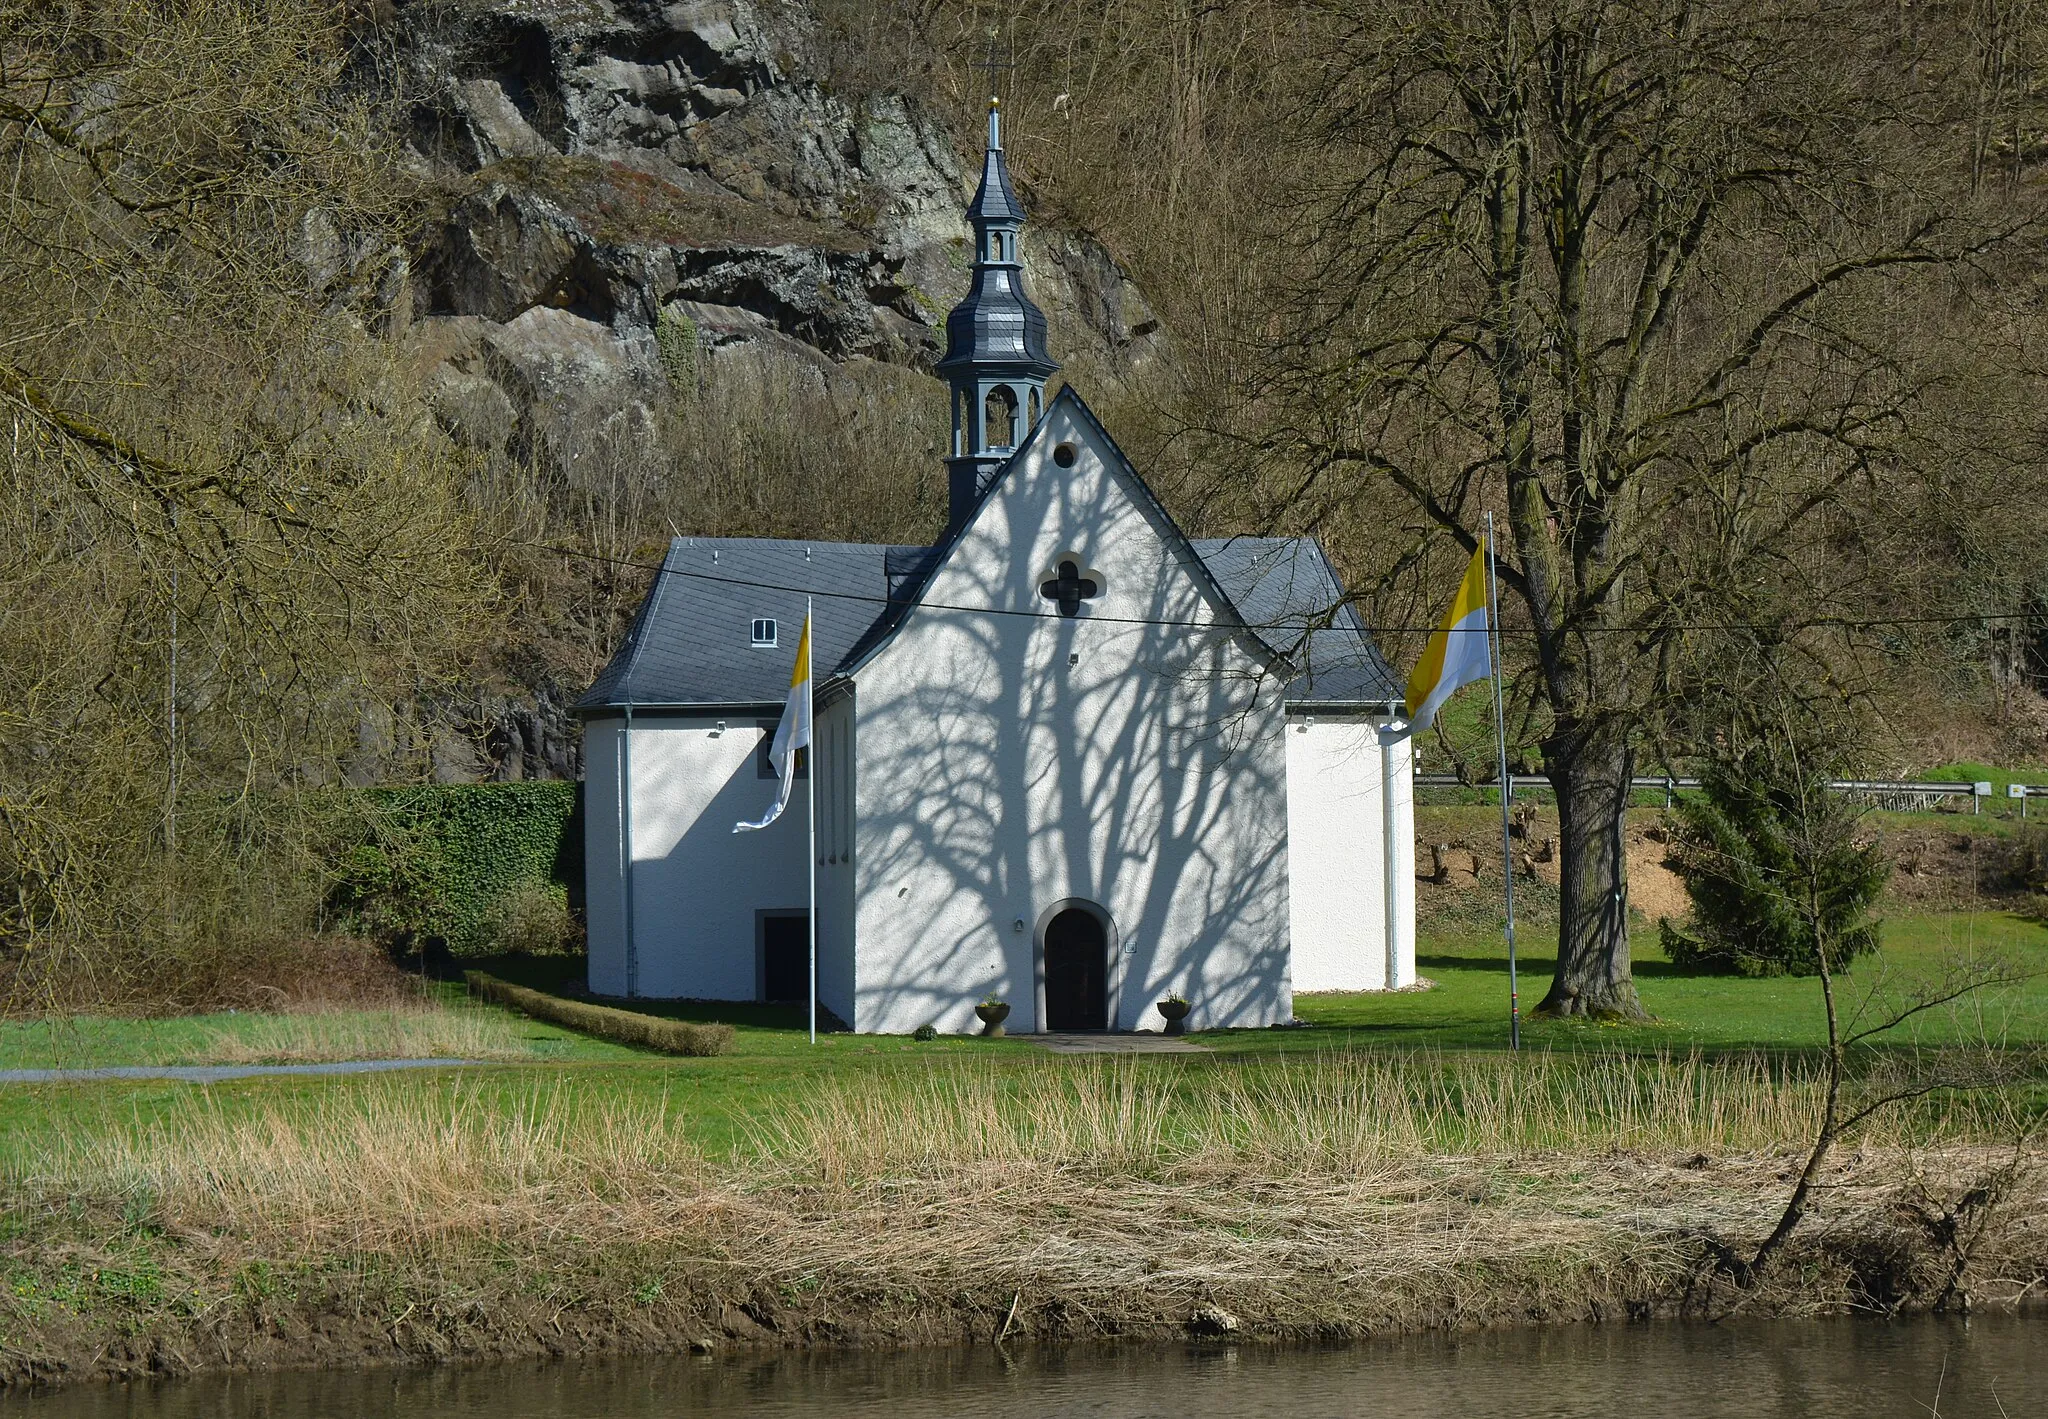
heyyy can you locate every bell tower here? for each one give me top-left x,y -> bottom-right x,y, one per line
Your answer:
938,98 -> 1060,532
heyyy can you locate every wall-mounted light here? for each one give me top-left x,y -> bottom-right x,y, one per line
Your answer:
710,721 -> 727,737
1013,918 -> 1025,934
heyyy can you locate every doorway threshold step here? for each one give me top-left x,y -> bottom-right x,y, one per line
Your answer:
1027,1033 -> 1209,1054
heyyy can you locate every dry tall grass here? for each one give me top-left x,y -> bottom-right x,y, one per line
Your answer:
750,1052 -> 1862,1185
16,1081 -> 704,1251
184,1005 -> 543,1067
8,1051 -> 2024,1251
0,1000 -> 548,1070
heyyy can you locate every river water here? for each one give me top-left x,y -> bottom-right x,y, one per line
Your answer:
6,1317 -> 2044,1417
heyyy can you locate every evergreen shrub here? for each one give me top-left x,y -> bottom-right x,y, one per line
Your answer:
1661,747 -> 1890,977
2001,825 -> 2048,924
328,783 -> 581,956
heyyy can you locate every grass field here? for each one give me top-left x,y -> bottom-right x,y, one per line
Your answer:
3,910 -> 2044,1167
1280,910 -> 2048,1053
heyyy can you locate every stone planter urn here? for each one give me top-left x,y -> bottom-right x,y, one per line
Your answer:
975,1001 -> 1011,1037
1157,998 -> 1192,1036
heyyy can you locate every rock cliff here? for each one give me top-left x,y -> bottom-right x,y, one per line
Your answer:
392,0 -> 1161,480
362,1 -> 1165,779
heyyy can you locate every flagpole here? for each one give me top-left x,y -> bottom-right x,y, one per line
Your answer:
1485,512 -> 1519,1051
806,598 -> 818,1046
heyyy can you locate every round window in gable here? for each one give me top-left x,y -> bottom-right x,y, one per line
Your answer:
1053,442 -> 1077,468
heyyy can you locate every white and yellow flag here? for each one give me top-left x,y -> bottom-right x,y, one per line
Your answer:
1405,540 -> 1493,732
734,611 -> 812,833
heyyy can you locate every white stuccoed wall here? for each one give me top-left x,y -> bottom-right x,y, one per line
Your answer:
813,693 -> 858,1026
581,712 -> 812,999
1285,718 -> 1416,991
1389,734 -> 1417,986
848,400 -> 1293,1035
583,716 -> 627,996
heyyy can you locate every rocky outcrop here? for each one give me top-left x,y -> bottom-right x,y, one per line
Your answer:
391,0 -> 1161,462
360,0 -> 1167,780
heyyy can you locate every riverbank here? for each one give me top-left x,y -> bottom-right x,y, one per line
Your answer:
7,911 -> 2048,1389
3,1050 -> 2045,1388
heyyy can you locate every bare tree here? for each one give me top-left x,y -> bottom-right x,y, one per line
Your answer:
0,1 -> 486,1005
1266,0 -> 2043,1015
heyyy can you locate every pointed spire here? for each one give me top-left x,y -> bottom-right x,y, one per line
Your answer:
938,91 -> 1059,532
966,97 -> 1024,228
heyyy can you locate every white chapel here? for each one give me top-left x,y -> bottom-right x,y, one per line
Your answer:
576,104 -> 1417,1034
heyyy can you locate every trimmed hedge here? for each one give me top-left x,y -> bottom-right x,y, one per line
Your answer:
329,783 -> 581,956
465,971 -> 734,1057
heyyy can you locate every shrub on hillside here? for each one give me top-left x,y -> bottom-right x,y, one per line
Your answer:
326,783 -> 580,956
1661,742 -> 1890,977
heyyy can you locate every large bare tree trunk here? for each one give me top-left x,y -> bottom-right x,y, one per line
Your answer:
1537,719 -> 1645,1018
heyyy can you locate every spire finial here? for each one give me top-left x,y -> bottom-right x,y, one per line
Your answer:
988,96 -> 1001,151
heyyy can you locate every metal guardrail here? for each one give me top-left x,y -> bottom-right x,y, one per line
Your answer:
1415,774 -> 2046,814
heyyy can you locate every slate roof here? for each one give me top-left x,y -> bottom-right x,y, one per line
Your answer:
935,264 -> 1057,375
577,532 -> 1398,713
576,540 -> 916,710
965,131 -> 1025,226
1191,537 -> 1402,706
935,113 -> 1056,378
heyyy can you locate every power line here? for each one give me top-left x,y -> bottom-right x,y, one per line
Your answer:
502,536 -> 2045,639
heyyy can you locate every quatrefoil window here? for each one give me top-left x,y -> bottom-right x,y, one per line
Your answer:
1038,556 -> 1103,617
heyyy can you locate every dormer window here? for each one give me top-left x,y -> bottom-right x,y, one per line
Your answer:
751,618 -> 777,647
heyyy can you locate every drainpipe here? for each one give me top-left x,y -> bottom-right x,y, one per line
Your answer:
621,705 -> 637,997
1378,718 -> 1406,992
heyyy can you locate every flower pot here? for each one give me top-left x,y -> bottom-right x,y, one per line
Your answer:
1157,998 -> 1191,1036
975,1002 -> 1011,1037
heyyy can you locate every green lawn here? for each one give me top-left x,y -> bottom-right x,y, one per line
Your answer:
1260,910 -> 2048,1053
3,911 -> 2044,1166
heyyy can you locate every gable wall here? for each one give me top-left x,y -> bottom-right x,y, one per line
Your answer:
849,400 -> 1292,1034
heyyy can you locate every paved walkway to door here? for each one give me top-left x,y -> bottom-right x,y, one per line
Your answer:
1028,1033 -> 1209,1054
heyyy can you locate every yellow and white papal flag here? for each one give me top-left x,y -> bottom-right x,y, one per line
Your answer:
1405,540 -> 1493,732
734,611 -> 812,832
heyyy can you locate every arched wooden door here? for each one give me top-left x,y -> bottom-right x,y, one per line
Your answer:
1043,907 -> 1108,1031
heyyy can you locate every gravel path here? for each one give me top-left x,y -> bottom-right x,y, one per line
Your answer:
0,1058 -> 477,1084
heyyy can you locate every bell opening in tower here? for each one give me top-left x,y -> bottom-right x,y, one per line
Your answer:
984,385 -> 1018,449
